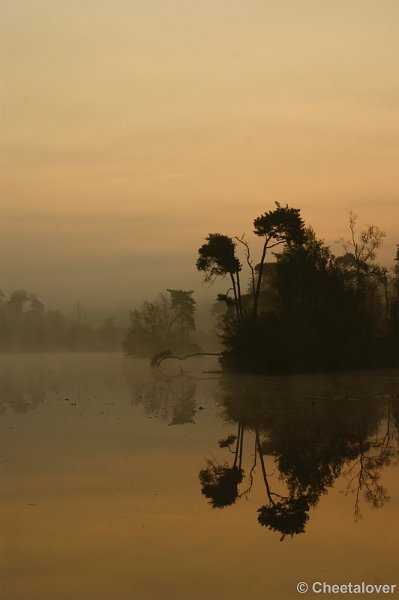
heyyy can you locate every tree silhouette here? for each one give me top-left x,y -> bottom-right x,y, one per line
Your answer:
123,290 -> 200,356
196,233 -> 243,321
199,423 -> 245,508
166,289 -> 196,343
253,203 -> 305,316
340,211 -> 386,305
199,459 -> 244,508
196,206 -> 397,373
258,497 -> 310,539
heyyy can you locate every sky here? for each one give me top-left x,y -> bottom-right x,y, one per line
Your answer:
1,0 -> 399,322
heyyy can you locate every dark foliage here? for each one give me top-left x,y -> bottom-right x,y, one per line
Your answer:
218,434 -> 237,448
218,225 -> 398,373
196,234 -> 241,281
258,497 -> 310,539
199,460 -> 244,508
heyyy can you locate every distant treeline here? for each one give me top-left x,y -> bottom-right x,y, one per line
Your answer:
197,206 -> 399,373
0,290 -> 122,352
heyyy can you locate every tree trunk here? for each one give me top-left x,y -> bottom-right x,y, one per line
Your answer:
255,428 -> 275,504
236,270 -> 243,320
230,272 -> 241,322
254,239 -> 269,318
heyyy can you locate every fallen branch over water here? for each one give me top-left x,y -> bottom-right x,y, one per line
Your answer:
151,351 -> 221,368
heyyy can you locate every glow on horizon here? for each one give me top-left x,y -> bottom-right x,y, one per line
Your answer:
1,0 -> 398,312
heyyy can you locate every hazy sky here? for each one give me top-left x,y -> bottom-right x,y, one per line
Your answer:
1,0 -> 399,320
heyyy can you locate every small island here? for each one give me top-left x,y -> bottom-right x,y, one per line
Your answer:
195,204 -> 399,374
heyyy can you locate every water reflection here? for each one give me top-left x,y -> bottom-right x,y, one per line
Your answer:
0,364 -> 46,414
199,424 -> 245,508
3,356 -> 398,600
125,366 -> 199,425
124,362 -> 399,539
200,374 -> 399,539
2,354 -> 398,542
0,354 -> 124,417
124,357 -> 219,425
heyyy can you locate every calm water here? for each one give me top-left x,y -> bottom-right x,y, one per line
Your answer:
1,354 -> 398,600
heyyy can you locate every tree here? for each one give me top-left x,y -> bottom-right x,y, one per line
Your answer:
27,293 -> 44,313
252,203 -> 305,316
166,289 -> 196,343
122,290 -> 199,356
340,211 -> 386,301
221,227 -> 361,372
122,296 -> 168,356
7,289 -> 29,313
96,317 -> 120,351
196,233 -> 243,321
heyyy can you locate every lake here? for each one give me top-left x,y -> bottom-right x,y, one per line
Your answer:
1,354 -> 398,599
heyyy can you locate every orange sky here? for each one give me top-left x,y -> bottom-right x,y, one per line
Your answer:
1,0 -> 398,317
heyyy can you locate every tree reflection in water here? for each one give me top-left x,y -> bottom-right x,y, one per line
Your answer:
126,363 -> 399,540
0,366 -> 47,415
199,424 -> 244,508
342,405 -> 396,520
125,366 -> 199,426
201,373 -> 399,540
